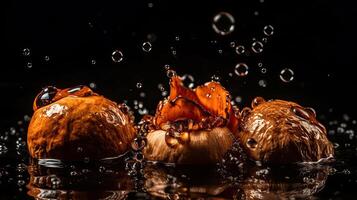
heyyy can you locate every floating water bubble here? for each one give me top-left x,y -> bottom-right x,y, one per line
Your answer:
181,74 -> 195,88
234,63 -> 249,76
91,59 -> 96,65
279,68 -> 294,82
212,12 -> 235,36
230,41 -> 236,48
111,50 -> 123,63
258,79 -> 267,87
26,62 -> 33,69
89,82 -> 96,89
44,56 -> 50,62
22,48 -> 30,56
136,82 -> 143,89
235,45 -> 245,55
218,49 -> 223,54
263,25 -> 274,36
252,41 -> 264,53
261,68 -> 267,74
142,42 -> 152,52
258,62 -> 263,68
235,96 -> 242,103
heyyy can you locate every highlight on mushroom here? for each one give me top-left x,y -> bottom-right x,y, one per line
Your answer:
27,85 -> 137,160
142,75 -> 240,165
237,97 -> 334,164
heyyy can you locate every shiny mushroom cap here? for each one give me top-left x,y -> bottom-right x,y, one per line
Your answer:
238,97 -> 334,164
143,76 -> 240,165
28,85 -> 136,160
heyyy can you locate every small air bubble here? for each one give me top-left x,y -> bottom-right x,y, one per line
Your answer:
89,82 -> 96,89
235,45 -> 245,55
22,48 -> 30,56
234,63 -> 249,77
212,12 -> 235,36
258,79 -> 267,87
136,82 -> 143,89
252,41 -> 264,53
280,68 -> 294,83
142,42 -> 152,52
263,25 -> 274,36
111,50 -> 123,63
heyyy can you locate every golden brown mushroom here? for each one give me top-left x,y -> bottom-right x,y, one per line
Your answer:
27,85 -> 136,160
142,76 -> 240,165
238,97 -> 334,164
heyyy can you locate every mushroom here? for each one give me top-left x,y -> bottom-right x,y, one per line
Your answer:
27,85 -> 136,160
142,76 -> 240,165
238,97 -> 334,164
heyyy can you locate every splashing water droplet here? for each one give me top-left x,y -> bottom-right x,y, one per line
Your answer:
252,41 -> 264,53
234,63 -> 249,77
22,48 -> 30,56
142,42 -> 152,52
166,70 -> 176,78
258,79 -> 267,87
212,12 -> 235,36
235,45 -> 245,55
263,25 -> 274,36
136,82 -> 143,89
280,68 -> 294,83
111,50 -> 123,63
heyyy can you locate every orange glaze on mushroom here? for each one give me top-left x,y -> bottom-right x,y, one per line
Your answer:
142,76 -> 240,165
27,85 -> 136,160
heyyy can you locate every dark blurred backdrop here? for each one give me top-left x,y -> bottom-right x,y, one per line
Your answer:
2,0 -> 356,131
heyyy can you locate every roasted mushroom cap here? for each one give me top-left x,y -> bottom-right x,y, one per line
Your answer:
238,97 -> 334,164
27,86 -> 136,160
143,76 -> 239,165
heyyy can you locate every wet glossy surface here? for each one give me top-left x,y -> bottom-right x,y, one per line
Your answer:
1,110 -> 357,199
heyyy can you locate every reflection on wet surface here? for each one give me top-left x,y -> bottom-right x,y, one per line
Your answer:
1,112 -> 357,199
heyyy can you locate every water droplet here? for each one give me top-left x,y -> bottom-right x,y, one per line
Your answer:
142,42 -> 152,52
181,74 -> 195,88
166,70 -> 176,78
212,12 -> 235,36
22,48 -> 30,56
263,25 -> 274,36
136,82 -> 143,89
258,79 -> 267,87
246,138 -> 258,148
91,59 -> 96,65
252,97 -> 266,108
89,82 -> 96,89
230,41 -> 236,48
234,63 -> 249,77
261,68 -> 267,74
235,96 -> 242,103
252,41 -> 264,53
131,137 -> 147,151
235,45 -> 245,55
26,62 -> 33,69
111,50 -> 123,63
280,68 -> 294,82
35,86 -> 58,109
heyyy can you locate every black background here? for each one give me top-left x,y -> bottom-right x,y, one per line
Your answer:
2,0 -> 356,131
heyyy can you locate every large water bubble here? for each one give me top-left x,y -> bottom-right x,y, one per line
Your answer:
212,12 -> 235,36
